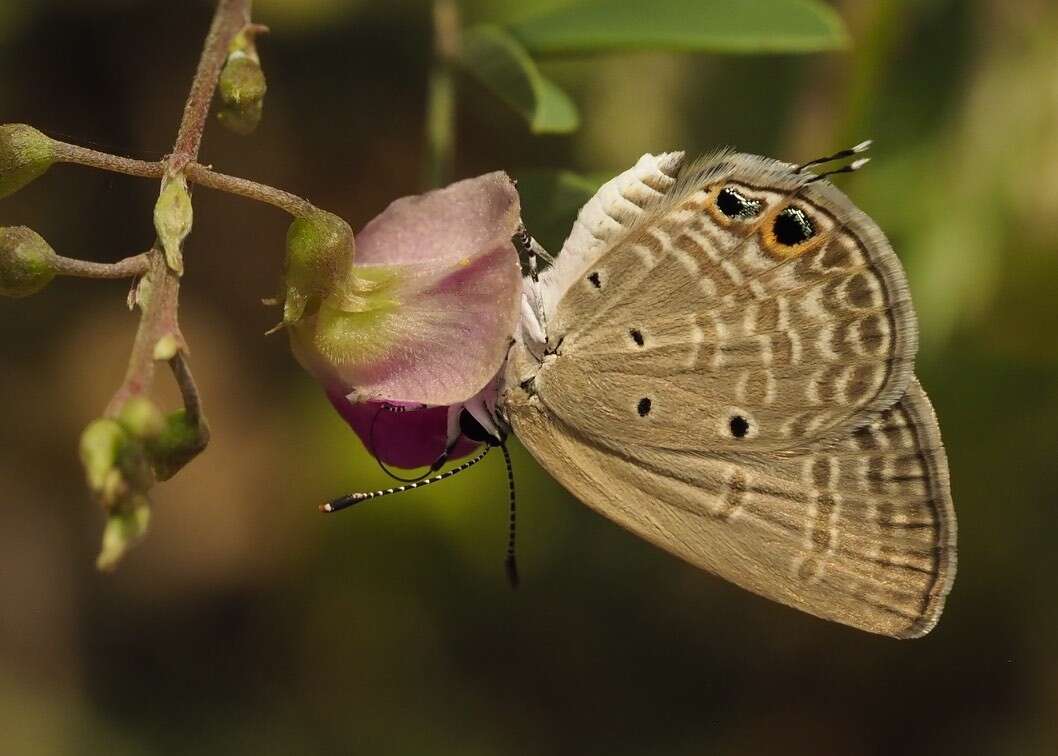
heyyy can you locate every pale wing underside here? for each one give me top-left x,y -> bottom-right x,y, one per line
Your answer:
508,379 -> 956,638
540,152 -> 917,453
538,152 -> 684,323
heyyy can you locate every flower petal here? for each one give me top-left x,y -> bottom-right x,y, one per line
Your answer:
356,171 -> 521,267
292,172 -> 523,407
326,391 -> 479,469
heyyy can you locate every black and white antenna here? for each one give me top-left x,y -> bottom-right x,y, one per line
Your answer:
795,139 -> 872,173
321,445 -> 493,513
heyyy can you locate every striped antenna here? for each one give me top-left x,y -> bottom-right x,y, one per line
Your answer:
500,443 -> 519,589
807,157 -> 871,184
321,445 -> 492,513
795,139 -> 872,173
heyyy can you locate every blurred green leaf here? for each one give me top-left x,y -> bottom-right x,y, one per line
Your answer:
510,0 -> 849,55
515,169 -> 599,253
459,24 -> 580,134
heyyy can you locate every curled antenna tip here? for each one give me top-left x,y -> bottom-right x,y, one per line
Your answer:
852,139 -> 873,153
319,503 -> 333,513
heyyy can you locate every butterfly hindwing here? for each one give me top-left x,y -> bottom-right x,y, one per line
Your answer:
505,378 -> 955,638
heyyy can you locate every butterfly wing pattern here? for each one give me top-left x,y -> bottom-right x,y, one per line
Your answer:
502,151 -> 956,637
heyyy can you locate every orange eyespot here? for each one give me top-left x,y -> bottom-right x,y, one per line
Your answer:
759,203 -> 830,260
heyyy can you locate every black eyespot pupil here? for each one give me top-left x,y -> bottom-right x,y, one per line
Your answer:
629,328 -> 644,346
717,188 -> 762,219
637,398 -> 652,417
773,207 -> 815,245
729,415 -> 750,438
588,272 -> 601,288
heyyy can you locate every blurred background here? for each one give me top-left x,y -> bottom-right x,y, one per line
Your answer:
2,0 -> 1057,754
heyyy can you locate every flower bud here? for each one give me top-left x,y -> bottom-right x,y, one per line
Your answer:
80,418 -> 133,509
154,174 -> 192,275
118,396 -> 166,442
218,53 -> 267,135
96,496 -> 151,572
217,28 -> 267,136
147,409 -> 209,482
282,210 -> 355,324
0,226 -> 57,298
0,124 -> 55,199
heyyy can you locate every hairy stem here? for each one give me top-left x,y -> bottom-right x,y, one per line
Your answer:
171,0 -> 253,168
105,250 -> 181,416
53,142 -> 163,180
106,0 -> 252,420
185,163 -> 315,216
54,252 -> 151,279
424,0 -> 460,188
44,141 -> 316,218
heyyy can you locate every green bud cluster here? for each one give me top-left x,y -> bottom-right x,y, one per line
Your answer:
80,397 -> 208,571
0,124 -> 55,199
0,226 -> 57,298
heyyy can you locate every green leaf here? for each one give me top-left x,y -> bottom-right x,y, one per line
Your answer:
515,169 -> 600,253
459,24 -> 580,134
510,0 -> 849,55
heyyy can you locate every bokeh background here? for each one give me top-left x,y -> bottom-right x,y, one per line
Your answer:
2,1 -> 1057,754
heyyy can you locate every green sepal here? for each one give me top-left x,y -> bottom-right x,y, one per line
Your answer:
282,210 -> 355,324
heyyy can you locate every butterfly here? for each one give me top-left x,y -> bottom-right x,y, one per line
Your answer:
327,145 -> 957,639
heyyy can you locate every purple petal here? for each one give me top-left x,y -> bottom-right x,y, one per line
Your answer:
327,391 -> 479,469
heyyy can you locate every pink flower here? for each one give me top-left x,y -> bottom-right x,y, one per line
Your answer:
288,172 -> 522,467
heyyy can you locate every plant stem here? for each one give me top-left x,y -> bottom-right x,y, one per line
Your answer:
185,163 -> 315,216
45,141 -> 316,218
54,252 -> 151,279
106,250 -> 182,416
106,0 -> 252,419
169,351 -> 208,439
53,142 -> 163,180
424,0 -> 460,188
170,0 -> 252,168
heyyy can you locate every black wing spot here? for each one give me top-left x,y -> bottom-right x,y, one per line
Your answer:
629,328 -> 645,346
637,397 -> 652,417
773,207 -> 815,245
729,415 -> 750,438
716,187 -> 763,219
587,271 -> 602,288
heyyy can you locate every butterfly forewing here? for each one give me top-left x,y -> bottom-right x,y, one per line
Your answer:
505,379 -> 955,638
538,153 -> 917,454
